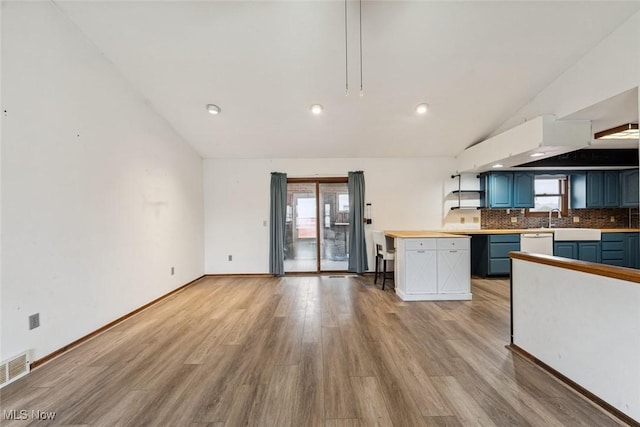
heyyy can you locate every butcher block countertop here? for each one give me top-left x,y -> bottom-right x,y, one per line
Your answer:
385,230 -> 470,238
385,229 -> 640,238
399,228 -> 640,235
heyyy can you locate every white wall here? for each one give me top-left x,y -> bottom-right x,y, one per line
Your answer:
1,2 -> 204,361
204,157 -> 459,274
492,11 -> 640,135
512,258 -> 640,422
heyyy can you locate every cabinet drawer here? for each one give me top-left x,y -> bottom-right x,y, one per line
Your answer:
489,234 -> 520,243
404,239 -> 437,251
437,238 -> 470,250
601,233 -> 625,242
602,250 -> 624,260
602,241 -> 624,251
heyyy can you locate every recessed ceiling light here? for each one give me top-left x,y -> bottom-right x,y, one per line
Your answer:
492,163 -> 504,168
530,152 -> 546,158
310,104 -> 323,115
594,123 -> 638,139
206,104 -> 221,115
415,103 -> 429,115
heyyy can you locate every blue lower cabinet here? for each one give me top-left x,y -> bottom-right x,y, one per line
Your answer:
626,233 -> 639,269
471,234 -> 520,277
554,242 -> 577,259
601,232 -> 639,269
488,234 -> 520,275
601,233 -> 626,266
577,242 -> 601,263
554,241 -> 600,262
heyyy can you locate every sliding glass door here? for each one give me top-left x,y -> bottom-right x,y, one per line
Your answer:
285,182 -> 318,272
284,179 -> 349,273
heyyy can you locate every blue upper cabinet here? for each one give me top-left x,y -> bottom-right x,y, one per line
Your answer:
488,173 -> 513,208
603,171 -> 620,207
586,171 -> 604,207
483,169 -> 636,209
513,172 -> 534,208
570,173 -> 587,209
587,171 -> 619,208
620,169 -> 639,207
482,172 -> 533,209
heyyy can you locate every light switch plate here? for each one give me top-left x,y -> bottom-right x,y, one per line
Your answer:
573,216 -> 580,223
511,217 -> 517,223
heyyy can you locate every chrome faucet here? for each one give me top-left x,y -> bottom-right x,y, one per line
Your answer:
548,208 -> 561,228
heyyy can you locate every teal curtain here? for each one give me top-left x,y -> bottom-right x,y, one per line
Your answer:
348,171 -> 368,273
269,172 -> 287,276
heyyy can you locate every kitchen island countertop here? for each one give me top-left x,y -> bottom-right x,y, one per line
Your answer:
384,230 -> 471,238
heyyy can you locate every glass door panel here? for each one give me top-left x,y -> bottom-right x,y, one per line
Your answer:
319,183 -> 349,271
284,183 -> 318,272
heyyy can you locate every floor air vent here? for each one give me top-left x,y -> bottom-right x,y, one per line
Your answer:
1,351 -> 30,389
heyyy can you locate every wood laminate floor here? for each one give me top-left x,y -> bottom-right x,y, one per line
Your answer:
0,276 -> 626,426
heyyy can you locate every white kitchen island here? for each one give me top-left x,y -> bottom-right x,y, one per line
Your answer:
386,231 -> 472,301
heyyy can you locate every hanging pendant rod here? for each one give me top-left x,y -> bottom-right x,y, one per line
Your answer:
345,0 -> 348,96
359,0 -> 363,96
345,0 -> 364,96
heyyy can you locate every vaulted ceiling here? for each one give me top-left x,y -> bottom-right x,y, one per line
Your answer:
54,1 -> 640,159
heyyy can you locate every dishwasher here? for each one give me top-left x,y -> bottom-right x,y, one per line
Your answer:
520,232 -> 554,255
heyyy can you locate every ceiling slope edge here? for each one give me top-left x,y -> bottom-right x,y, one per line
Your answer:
455,115 -> 591,173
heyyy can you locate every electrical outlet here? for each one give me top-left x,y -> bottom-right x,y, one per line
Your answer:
171,267 -> 175,275
29,313 -> 40,330
473,217 -> 479,223
511,217 -> 517,223
228,255 -> 233,261
573,216 -> 580,223
610,216 -> 615,223
506,209 -> 510,214
460,217 -> 465,224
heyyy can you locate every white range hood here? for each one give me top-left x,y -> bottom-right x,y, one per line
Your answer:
456,115 -> 592,173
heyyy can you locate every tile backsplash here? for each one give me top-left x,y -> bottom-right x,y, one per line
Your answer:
481,207 -> 639,229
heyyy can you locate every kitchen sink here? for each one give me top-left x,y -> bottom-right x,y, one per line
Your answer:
552,228 -> 601,241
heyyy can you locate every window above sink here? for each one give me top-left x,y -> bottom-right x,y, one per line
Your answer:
526,174 -> 568,218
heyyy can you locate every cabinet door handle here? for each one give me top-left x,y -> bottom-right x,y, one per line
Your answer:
449,250 -> 458,253
417,250 -> 425,253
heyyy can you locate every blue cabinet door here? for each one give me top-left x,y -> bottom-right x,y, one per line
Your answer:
489,173 -> 513,208
513,172 -> 534,208
554,242 -> 577,259
570,172 -> 587,209
577,242 -> 601,263
586,171 -> 604,207
603,171 -> 620,207
626,233 -> 639,269
620,169 -> 639,207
